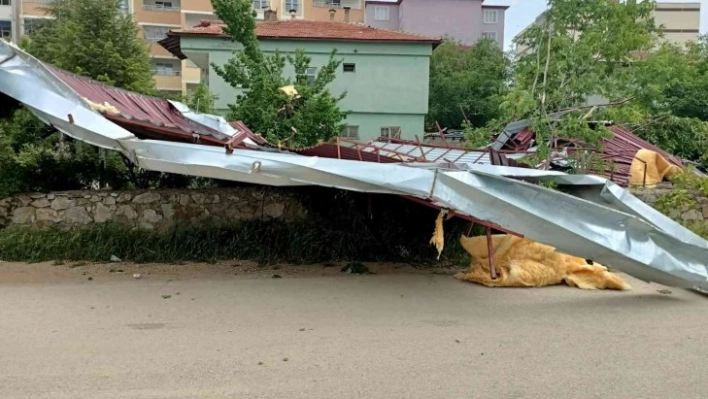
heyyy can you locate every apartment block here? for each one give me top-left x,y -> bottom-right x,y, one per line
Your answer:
364,0 -> 508,48
0,0 -> 14,43
6,0 -> 366,95
654,2 -> 701,46
514,2 -> 702,56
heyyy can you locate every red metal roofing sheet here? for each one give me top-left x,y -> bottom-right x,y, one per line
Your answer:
46,65 -> 229,144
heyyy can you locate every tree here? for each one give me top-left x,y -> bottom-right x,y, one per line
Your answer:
470,0 -> 659,163
631,35 -> 708,121
0,0 -> 186,196
598,36 -> 708,169
211,0 -> 347,148
184,83 -> 219,114
24,0 -> 155,95
426,38 -> 510,131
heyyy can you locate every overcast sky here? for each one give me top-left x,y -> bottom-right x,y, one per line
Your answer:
482,0 -> 708,51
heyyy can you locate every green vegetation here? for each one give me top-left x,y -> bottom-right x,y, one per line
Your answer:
0,191 -> 471,264
468,0 -> 658,164
211,0 -> 347,148
652,169 -> 708,239
426,38 -> 511,131
25,0 -> 155,95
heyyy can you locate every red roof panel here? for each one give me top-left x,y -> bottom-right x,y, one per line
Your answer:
46,66 -> 230,145
171,20 -> 440,44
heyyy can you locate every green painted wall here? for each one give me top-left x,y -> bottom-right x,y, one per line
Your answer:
181,37 -> 433,140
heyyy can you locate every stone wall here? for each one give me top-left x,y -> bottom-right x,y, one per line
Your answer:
0,188 -> 306,230
631,184 -> 708,224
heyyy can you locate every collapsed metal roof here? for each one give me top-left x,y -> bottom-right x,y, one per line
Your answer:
1,40 -> 707,291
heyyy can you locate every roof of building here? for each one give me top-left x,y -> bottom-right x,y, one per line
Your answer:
160,20 -> 440,59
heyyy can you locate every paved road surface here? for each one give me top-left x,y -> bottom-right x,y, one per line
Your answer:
1,261 -> 707,398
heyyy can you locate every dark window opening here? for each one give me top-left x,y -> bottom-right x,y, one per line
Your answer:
343,63 -> 356,72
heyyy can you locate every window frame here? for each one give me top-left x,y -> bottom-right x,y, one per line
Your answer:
0,20 -> 11,40
342,125 -> 360,139
253,0 -> 269,9
380,126 -> 401,139
285,0 -> 300,12
343,63 -> 356,73
481,31 -> 497,41
305,66 -> 317,85
483,9 -> 498,24
374,5 -> 390,21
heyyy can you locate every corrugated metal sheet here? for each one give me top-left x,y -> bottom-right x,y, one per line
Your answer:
368,141 -> 493,164
47,66 -> 230,145
491,123 -> 685,186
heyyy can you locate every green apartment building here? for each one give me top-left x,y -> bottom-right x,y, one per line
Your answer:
160,18 -> 440,141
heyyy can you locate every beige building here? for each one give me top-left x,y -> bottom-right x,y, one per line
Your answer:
513,1 -> 702,57
4,0 -> 365,95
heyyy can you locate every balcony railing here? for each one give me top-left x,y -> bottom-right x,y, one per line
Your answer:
143,4 -> 180,12
312,0 -> 361,9
152,70 -> 182,76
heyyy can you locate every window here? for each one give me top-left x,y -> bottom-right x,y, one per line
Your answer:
380,126 -> 401,139
118,0 -> 129,14
305,67 -> 317,85
482,31 -> 497,41
0,21 -> 11,41
343,63 -> 356,73
342,126 -> 359,139
374,6 -> 389,21
285,0 -> 299,12
153,61 -> 179,76
0,0 -> 11,6
253,0 -> 269,9
23,18 -> 48,36
483,9 -> 498,24
143,25 -> 171,41
155,1 -> 174,9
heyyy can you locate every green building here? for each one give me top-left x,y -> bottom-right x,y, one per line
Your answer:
160,19 -> 440,141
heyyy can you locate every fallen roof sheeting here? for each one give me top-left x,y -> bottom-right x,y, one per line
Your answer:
1,41 -> 707,291
491,120 -> 685,187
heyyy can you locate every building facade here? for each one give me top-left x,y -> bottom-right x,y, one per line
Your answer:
514,2 -> 702,56
4,0 -> 366,95
160,19 -> 439,140
364,0 -> 508,48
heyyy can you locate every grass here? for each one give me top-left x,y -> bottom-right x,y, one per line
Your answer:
0,219 -> 470,265
0,189 -> 476,265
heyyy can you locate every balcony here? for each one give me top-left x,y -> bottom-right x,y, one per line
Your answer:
312,0 -> 362,10
134,0 -> 181,25
153,68 -> 183,91
181,0 -> 214,13
143,4 -> 179,12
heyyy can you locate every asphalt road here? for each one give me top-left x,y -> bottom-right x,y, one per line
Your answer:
1,261 -> 707,399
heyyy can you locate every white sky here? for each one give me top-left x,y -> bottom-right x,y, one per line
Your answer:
482,0 -> 708,51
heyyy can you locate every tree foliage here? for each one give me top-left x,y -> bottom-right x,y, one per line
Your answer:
426,38 -> 511,130
0,0 -> 197,197
24,0 -> 155,95
184,83 -> 219,114
469,0 -> 659,164
211,0 -> 347,148
632,36 -> 708,120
